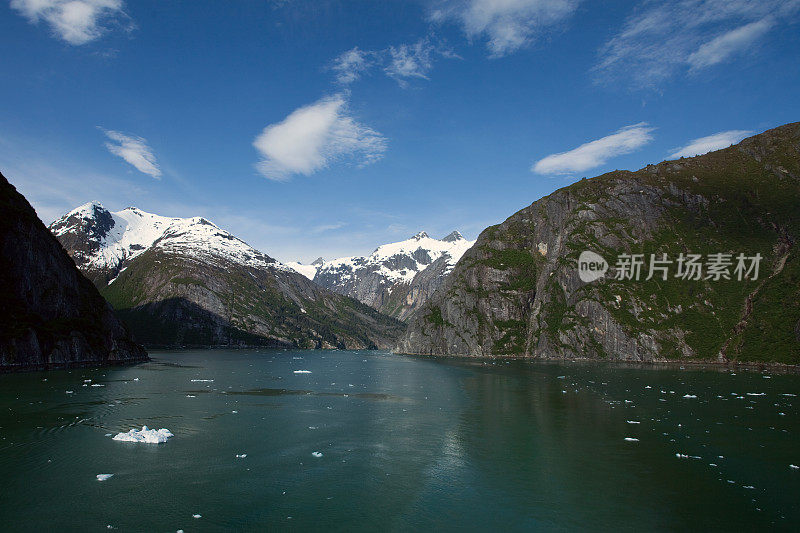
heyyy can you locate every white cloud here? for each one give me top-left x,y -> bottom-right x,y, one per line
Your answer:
595,0 -> 798,88
532,123 -> 654,175
331,47 -> 373,85
670,129 -> 752,158
10,0 -> 128,45
330,38 -> 457,87
385,39 -> 437,84
430,0 -> 580,57
687,18 -> 773,69
101,129 -> 162,178
253,94 -> 387,181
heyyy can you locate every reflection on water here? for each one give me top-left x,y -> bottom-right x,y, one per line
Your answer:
0,350 -> 797,531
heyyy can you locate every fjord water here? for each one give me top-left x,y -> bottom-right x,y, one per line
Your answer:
0,351 -> 797,531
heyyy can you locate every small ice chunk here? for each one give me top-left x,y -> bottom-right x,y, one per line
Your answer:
293,370 -> 312,374
112,426 -> 173,444
66,390 -> 74,394
624,438 -> 639,442
235,454 -> 247,458
190,379 -> 214,382
746,393 -> 765,396
676,454 -> 689,459
96,474 -> 114,481
790,464 -> 799,470
312,451 -> 323,458
133,378 -> 139,381
683,394 -> 697,399
627,421 -> 641,424
91,384 -> 105,387
84,379 -> 92,383
192,514 -> 202,519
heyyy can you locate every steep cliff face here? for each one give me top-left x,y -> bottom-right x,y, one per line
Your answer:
306,231 -> 474,321
50,204 -> 404,349
397,123 -> 800,365
0,173 -> 147,371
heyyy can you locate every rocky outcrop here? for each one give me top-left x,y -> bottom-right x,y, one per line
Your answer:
0,173 -> 147,371
50,204 -> 404,349
396,122 -> 800,365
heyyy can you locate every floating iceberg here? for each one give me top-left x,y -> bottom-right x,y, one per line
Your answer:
96,474 -> 114,481
235,454 -> 247,458
683,394 -> 697,399
293,370 -> 312,374
624,438 -> 639,442
312,451 -> 323,458
190,379 -> 214,382
112,426 -> 173,443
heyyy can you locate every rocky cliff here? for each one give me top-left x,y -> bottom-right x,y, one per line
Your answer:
50,204 -> 404,349
396,123 -> 800,365
0,173 -> 148,371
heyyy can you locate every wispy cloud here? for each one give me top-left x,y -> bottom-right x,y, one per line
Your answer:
532,123 -> 654,175
101,129 -> 162,178
594,0 -> 798,88
670,129 -> 752,158
385,39 -> 437,84
687,18 -> 774,69
331,47 -> 374,85
330,38 -> 456,87
430,0 -> 580,57
253,94 -> 387,181
10,0 -> 130,45
311,222 -> 346,234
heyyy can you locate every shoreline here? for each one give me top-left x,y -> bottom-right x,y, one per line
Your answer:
394,351 -> 800,374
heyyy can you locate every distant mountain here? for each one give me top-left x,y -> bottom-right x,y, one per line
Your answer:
397,123 -> 800,365
289,231 -> 475,321
0,173 -> 147,371
50,204 -> 404,349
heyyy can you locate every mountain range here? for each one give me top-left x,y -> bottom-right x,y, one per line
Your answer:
49,204 -> 404,349
287,231 -> 475,321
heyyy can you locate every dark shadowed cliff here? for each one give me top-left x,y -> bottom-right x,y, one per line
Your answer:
0,172 -> 148,371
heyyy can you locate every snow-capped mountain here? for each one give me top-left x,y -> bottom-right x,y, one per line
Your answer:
291,231 -> 475,321
49,203 -> 403,349
50,202 -> 285,284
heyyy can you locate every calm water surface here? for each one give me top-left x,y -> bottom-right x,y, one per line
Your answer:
0,350 -> 798,531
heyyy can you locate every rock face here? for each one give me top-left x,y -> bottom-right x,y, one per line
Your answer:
50,204 -> 403,349
0,173 -> 148,371
397,123 -> 800,365
295,231 -> 475,321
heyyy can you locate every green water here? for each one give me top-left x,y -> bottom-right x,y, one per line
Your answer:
0,350 -> 798,531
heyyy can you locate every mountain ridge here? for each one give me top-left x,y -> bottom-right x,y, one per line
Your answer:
50,204 -> 405,350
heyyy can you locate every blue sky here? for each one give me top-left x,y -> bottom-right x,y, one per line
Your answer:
1,0 -> 799,263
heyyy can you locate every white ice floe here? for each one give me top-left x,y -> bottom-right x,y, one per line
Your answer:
96,474 -> 114,481
293,370 -> 312,374
312,451 -> 323,458
790,464 -> 799,470
626,421 -> 641,424
190,379 -> 214,382
235,454 -> 247,458
192,514 -> 201,519
624,438 -> 639,442
112,426 -> 173,443
746,393 -> 765,396
91,384 -> 105,387
683,394 -> 697,399
66,390 -> 74,394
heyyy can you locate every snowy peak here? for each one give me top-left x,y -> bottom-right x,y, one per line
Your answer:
412,231 -> 429,240
442,231 -> 464,242
50,203 -> 282,280
311,257 -> 325,266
